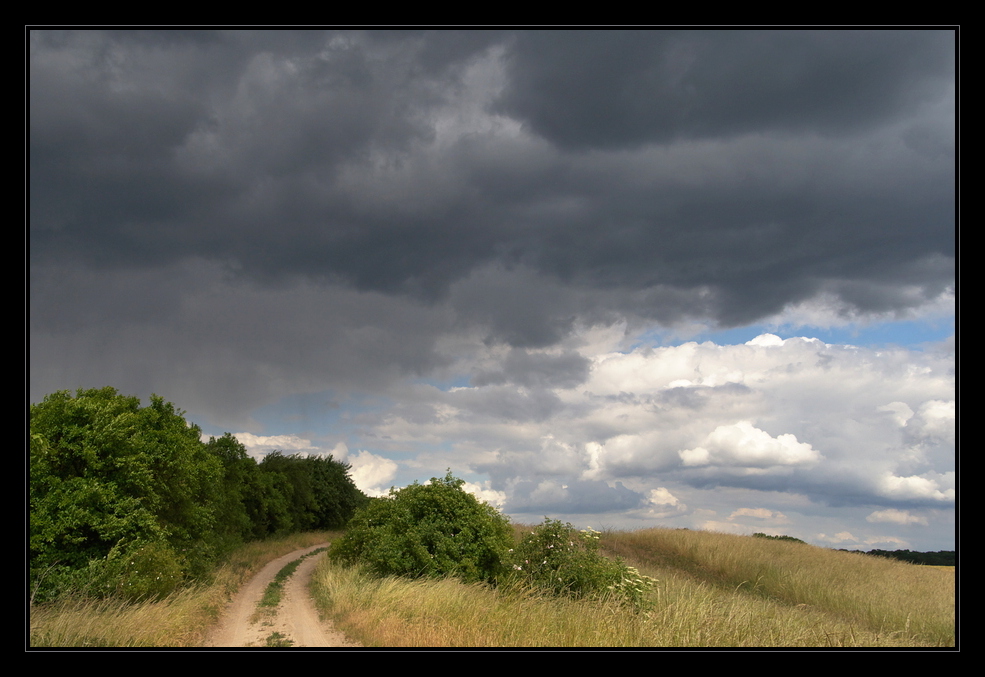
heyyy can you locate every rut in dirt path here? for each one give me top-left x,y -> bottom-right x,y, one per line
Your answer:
203,543 -> 362,648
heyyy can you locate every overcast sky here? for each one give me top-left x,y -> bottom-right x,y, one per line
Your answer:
29,29 -> 955,551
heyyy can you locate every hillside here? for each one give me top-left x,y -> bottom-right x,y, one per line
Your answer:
308,526 -> 955,648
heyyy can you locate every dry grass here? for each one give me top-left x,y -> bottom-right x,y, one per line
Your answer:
30,527 -> 954,648
29,584 -> 223,647
602,528 -> 955,646
29,531 -> 339,648
308,527 -> 955,648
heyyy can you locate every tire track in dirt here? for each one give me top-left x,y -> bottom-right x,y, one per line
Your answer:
203,543 -> 361,648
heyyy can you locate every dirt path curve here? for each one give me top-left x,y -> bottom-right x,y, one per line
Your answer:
203,543 -> 361,648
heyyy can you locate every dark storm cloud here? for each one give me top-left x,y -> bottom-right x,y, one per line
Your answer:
495,30 -> 954,149
445,385 -> 566,423
29,259 -> 457,425
471,348 -> 590,389
30,29 -> 955,417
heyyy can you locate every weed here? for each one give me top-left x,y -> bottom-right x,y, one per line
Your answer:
264,632 -> 294,647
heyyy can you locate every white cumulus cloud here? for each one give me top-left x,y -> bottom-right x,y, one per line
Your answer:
348,450 -> 399,497
729,507 -> 788,521
866,508 -> 928,526
680,421 -> 820,468
463,480 -> 508,508
876,472 -> 954,503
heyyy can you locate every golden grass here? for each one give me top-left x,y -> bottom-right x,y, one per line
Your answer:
601,528 -> 955,646
29,531 -> 339,648
29,527 -> 954,648
29,584 -> 223,647
308,527 -> 955,648
309,558 -> 944,647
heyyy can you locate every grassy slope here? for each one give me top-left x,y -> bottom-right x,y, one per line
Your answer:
309,527 -> 955,648
29,527 -> 955,648
601,528 -> 955,646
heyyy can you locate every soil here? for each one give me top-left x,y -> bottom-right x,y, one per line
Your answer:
202,543 -> 362,648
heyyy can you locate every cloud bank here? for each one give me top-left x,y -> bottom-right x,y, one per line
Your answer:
30,30 -> 955,550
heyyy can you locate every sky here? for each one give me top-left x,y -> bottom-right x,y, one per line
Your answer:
29,29 -> 956,552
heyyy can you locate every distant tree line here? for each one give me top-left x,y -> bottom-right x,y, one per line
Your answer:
842,549 -> 956,567
752,533 -> 807,544
750,534 -> 954,567
30,387 -> 370,603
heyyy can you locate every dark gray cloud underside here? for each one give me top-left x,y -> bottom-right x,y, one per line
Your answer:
30,29 -> 955,350
496,30 -> 954,149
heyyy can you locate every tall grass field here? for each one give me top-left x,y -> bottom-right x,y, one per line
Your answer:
29,532 -> 338,648
310,527 -> 954,648
30,527 -> 954,648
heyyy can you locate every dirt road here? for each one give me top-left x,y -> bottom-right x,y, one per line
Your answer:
203,543 -> 361,648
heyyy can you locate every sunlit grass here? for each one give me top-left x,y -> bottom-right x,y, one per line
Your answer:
29,531 -> 338,648
601,528 -> 955,646
29,527 -> 954,648
308,526 -> 954,648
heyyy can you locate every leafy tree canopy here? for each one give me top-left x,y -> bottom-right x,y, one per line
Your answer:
329,472 -> 513,584
30,387 -> 223,600
30,387 -> 369,602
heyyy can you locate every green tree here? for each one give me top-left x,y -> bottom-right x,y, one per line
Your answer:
205,433 -> 259,547
329,472 -> 513,584
30,388 -> 223,600
255,452 -> 369,535
300,454 -> 370,529
31,388 -> 369,601
259,452 -> 319,532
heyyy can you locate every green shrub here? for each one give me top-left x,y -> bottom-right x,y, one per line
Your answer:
328,472 -> 513,584
505,518 -> 656,612
101,540 -> 187,602
30,388 -> 222,600
752,532 -> 807,544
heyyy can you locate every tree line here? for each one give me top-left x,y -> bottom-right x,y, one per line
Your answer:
30,387 -> 370,603
844,549 -> 956,567
753,534 -> 954,567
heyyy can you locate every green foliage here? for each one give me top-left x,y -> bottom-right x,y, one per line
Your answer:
505,519 -> 656,612
257,452 -> 367,532
852,549 -> 956,567
255,452 -> 370,536
264,632 -> 294,647
102,540 -> 187,602
204,433 -> 257,546
30,388 -> 223,601
30,387 -> 368,603
752,532 -> 807,544
329,472 -> 513,584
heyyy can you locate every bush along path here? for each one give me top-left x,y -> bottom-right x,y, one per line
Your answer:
203,543 -> 361,648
